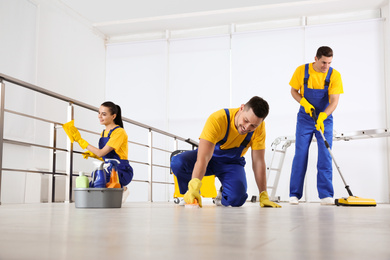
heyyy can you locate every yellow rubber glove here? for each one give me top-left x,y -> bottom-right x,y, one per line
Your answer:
300,98 -> 315,117
316,112 -> 328,133
82,151 -> 103,161
62,120 -> 75,143
260,191 -> 281,208
183,178 -> 202,208
70,125 -> 89,149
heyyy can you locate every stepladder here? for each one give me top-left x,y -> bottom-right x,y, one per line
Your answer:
266,136 -> 295,202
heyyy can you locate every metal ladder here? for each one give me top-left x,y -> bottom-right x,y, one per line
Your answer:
266,136 -> 295,201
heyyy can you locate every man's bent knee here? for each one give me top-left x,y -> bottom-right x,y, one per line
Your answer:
222,192 -> 248,207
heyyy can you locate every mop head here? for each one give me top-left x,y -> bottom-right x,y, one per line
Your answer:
335,196 -> 376,207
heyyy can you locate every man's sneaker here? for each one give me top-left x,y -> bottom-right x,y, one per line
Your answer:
320,197 -> 335,205
289,196 -> 299,205
122,187 -> 130,203
214,186 -> 223,206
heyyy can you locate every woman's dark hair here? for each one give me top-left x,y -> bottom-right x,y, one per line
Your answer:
244,96 -> 269,119
101,101 -> 124,128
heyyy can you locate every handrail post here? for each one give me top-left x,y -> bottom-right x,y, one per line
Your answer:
174,138 -> 178,151
148,129 -> 153,202
65,103 -> 74,202
0,79 -> 5,205
49,123 -> 57,203
169,138 -> 179,202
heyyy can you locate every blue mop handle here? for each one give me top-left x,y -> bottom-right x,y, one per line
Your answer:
310,109 -> 354,197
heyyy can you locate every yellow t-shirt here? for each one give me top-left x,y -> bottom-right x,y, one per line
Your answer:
101,127 -> 128,160
199,108 -> 266,157
289,63 -> 344,96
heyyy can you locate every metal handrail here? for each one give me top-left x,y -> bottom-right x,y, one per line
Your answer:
0,73 -> 197,144
3,107 -> 171,168
0,72 -> 198,204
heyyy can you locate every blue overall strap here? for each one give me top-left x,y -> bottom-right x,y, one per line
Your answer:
217,109 -> 230,146
324,67 -> 333,87
101,126 -> 121,138
304,64 -> 332,88
100,126 -> 123,161
240,131 -> 254,148
217,109 -> 254,147
107,126 -> 120,137
304,63 -> 309,88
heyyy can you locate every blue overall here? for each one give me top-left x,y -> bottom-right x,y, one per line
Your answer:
171,109 -> 253,207
100,126 -> 133,187
290,64 -> 334,199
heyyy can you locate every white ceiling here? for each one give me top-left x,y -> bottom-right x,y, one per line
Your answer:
59,0 -> 388,39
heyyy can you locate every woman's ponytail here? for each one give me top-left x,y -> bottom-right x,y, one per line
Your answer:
114,105 -> 124,128
101,101 -> 124,128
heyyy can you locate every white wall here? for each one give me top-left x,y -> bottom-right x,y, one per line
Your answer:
0,0 -> 106,203
106,17 -> 389,203
33,0 -> 106,185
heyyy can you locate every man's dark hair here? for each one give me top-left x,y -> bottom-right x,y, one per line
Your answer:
316,46 -> 333,59
244,96 -> 269,119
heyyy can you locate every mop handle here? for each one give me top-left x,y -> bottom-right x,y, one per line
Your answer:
310,109 -> 354,196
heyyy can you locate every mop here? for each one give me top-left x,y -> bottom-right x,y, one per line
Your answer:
311,110 -> 376,206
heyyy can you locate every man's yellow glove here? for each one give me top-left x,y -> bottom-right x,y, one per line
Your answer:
62,120 -> 75,143
300,98 -> 315,117
183,178 -> 202,207
69,125 -> 89,149
260,191 -> 281,208
316,112 -> 328,133
82,151 -> 103,161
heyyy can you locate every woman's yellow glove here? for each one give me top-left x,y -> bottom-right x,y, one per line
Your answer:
316,112 -> 328,133
82,151 -> 103,161
260,191 -> 281,208
69,125 -> 89,149
300,98 -> 314,117
184,178 -> 202,207
62,120 -> 89,149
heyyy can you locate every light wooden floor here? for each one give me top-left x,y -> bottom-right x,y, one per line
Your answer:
0,201 -> 389,260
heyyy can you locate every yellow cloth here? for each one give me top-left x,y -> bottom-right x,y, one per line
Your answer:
62,120 -> 75,143
199,108 -> 266,157
289,63 -> 343,97
101,127 -> 128,160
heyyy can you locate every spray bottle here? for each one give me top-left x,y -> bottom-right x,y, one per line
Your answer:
105,159 -> 121,188
90,161 -> 106,188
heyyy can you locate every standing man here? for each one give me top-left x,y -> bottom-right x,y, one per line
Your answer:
171,96 -> 280,208
289,46 -> 343,205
